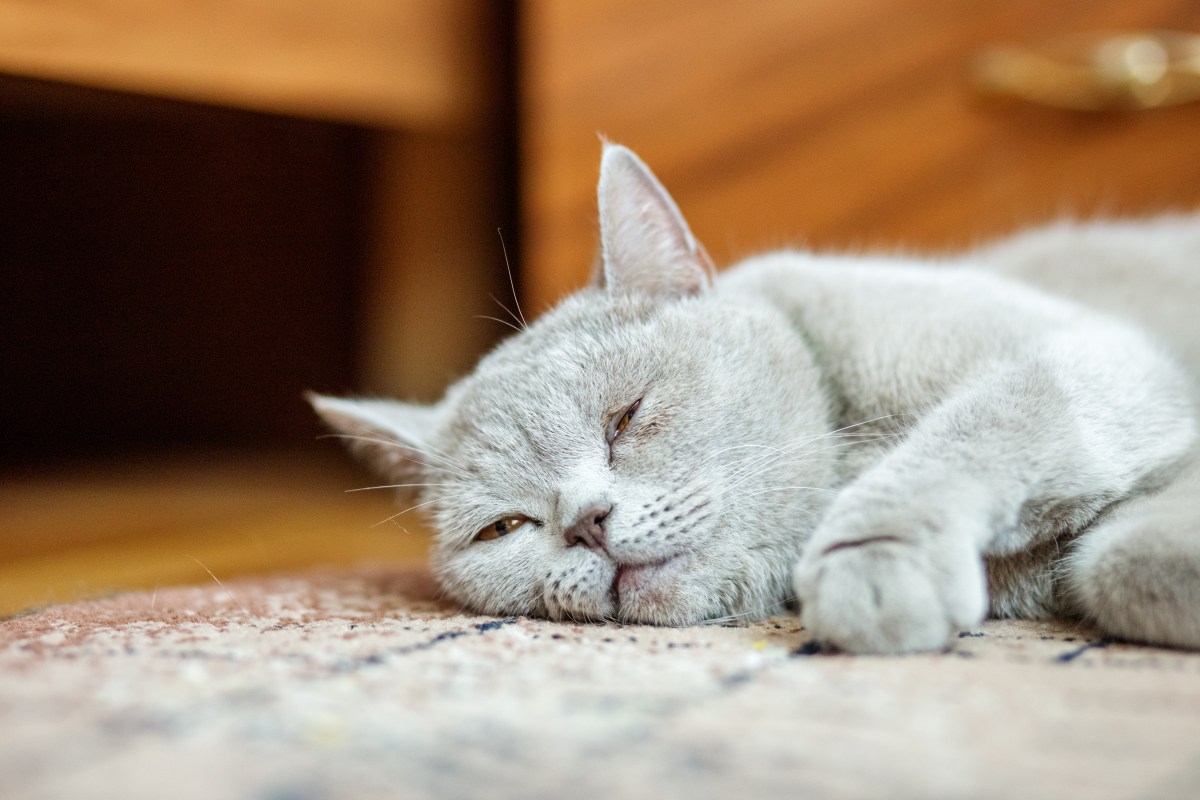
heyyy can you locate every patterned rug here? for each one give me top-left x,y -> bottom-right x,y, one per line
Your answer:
2,565 -> 1199,800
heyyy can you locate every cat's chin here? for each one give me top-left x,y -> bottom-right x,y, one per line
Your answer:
611,554 -> 704,625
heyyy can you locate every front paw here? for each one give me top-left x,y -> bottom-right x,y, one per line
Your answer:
793,533 -> 986,654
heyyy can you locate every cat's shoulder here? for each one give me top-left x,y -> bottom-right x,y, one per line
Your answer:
714,247 -> 1047,319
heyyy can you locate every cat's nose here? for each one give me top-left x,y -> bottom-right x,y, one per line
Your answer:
563,504 -> 611,550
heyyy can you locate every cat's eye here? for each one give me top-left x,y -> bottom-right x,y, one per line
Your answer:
475,516 -> 531,542
607,398 -> 642,443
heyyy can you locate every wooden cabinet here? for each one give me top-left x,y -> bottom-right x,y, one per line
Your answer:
0,0 -> 497,130
0,1 -> 515,610
0,1 -> 516,465
520,0 -> 1200,311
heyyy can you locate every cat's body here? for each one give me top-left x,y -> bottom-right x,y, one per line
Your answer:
314,145 -> 1200,654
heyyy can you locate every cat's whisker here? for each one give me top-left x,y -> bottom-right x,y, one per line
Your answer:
696,441 -> 808,477
703,442 -> 790,460
328,424 -> 472,473
372,497 -> 443,528
321,432 -> 470,478
721,442 -> 869,475
496,227 -> 528,330
185,555 -> 248,616
345,483 -> 457,493
724,428 -> 903,490
701,441 -> 839,479
699,605 -> 779,626
474,314 -> 523,334
710,424 -> 873,470
744,485 -> 838,497
825,413 -> 912,435
717,435 -> 891,479
488,292 -> 527,331
727,457 -> 847,480
743,496 -> 823,520
382,518 -> 411,534
397,436 -> 472,474
755,415 -> 907,466
717,415 -> 903,478
393,456 -> 467,480
780,416 -> 908,451
382,452 -> 470,480
724,440 -> 870,491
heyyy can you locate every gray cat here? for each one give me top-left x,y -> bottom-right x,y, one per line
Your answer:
312,144 -> 1200,654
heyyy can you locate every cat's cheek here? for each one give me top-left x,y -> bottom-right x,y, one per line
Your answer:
539,551 -> 618,622
432,538 -> 552,617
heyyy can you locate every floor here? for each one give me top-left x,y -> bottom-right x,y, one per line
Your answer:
0,450 -> 431,617
7,562 -> 1200,799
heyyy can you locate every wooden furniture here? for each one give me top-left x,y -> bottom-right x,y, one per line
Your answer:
0,0 -> 512,401
0,0 -> 493,128
520,0 -> 1200,311
0,1 -> 510,613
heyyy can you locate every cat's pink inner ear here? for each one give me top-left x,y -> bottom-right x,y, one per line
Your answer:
597,144 -> 714,299
307,394 -> 440,492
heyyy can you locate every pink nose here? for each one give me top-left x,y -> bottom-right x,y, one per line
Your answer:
563,505 -> 611,550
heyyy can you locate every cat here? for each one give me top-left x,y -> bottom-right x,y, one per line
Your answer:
312,143 -> 1200,654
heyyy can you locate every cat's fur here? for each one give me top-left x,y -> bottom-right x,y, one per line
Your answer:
313,144 -> 1200,654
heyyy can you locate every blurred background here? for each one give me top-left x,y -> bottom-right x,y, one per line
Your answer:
2,0 -> 1200,613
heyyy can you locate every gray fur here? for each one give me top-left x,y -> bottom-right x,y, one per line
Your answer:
312,144 -> 1200,654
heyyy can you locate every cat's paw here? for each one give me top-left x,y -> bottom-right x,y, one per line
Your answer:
793,532 -> 986,654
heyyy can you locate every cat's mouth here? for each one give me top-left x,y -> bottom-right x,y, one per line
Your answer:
611,554 -> 688,613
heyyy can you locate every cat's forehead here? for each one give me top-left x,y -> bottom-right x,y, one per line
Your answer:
427,293 -> 643,482
439,293 -> 669,457
463,293 -> 662,398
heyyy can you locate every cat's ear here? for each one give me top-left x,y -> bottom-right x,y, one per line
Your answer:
308,393 -> 446,493
596,143 -> 715,299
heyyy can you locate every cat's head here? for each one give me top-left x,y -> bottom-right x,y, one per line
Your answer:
313,144 -> 835,624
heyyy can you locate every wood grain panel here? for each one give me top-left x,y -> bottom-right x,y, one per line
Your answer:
521,0 -> 1200,312
0,0 -> 498,128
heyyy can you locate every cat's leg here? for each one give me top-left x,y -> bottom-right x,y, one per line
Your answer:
793,327 -> 1195,654
1064,453 -> 1200,648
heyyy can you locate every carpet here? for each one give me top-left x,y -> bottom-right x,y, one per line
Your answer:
2,565 -> 1199,800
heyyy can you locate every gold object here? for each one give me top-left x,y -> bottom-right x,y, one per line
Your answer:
973,30 -> 1200,110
